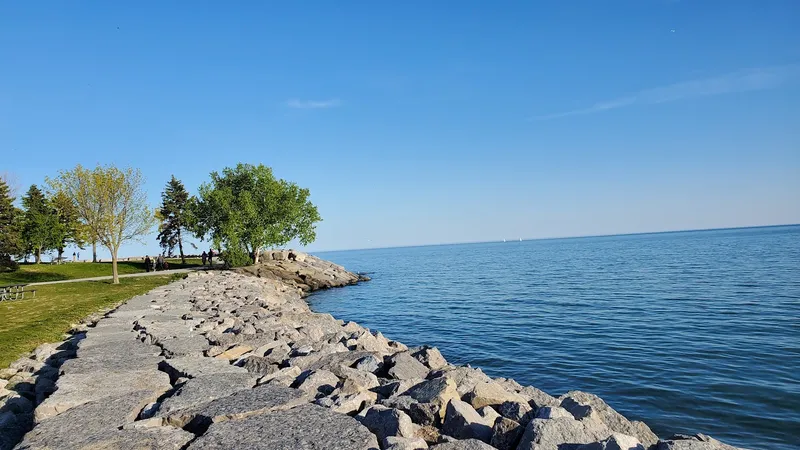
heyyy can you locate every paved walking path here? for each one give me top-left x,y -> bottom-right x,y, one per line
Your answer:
28,267 -> 208,286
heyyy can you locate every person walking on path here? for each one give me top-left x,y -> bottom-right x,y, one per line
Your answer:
72,252 -> 76,262
201,251 -> 207,266
157,254 -> 165,271
150,256 -> 156,272
208,249 -> 214,266
144,255 -> 151,272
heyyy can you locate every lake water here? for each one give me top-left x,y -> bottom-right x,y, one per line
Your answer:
309,225 -> 800,450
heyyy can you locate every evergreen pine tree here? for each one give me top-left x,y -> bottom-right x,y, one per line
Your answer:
157,175 -> 190,263
21,184 -> 59,264
0,179 -> 22,271
50,190 -> 86,263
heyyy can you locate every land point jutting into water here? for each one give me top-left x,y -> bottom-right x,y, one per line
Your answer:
0,249 -> 762,450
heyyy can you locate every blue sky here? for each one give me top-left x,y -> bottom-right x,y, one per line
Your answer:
2,1 -> 799,256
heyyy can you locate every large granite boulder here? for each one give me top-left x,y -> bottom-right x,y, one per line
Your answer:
17,390 -> 173,449
560,391 -> 658,448
656,434 -> 743,450
428,439 -> 497,450
464,381 -> 528,410
442,399 -> 492,443
357,405 -> 416,441
387,352 -> 430,380
156,373 -> 257,416
187,403 -> 380,449
516,415 -> 612,450
159,384 -> 306,432
577,433 -> 646,450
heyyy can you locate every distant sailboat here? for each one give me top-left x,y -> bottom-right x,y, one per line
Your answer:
519,238 -> 522,242
503,239 -> 506,243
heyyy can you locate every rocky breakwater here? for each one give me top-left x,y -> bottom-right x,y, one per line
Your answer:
1,252 -> 744,450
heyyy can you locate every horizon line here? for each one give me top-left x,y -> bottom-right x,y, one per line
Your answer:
311,223 -> 799,254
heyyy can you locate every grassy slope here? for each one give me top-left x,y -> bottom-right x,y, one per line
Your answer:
0,274 -> 183,367
0,258 -> 203,285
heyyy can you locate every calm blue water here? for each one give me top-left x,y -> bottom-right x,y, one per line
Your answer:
309,225 -> 800,450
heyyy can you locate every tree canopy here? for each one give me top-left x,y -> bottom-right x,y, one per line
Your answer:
190,163 -> 321,266
48,165 -> 155,283
50,190 -> 86,262
21,184 -> 59,263
0,179 -> 22,271
157,175 -> 190,263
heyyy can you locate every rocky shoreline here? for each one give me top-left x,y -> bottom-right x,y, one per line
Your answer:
0,252 -> 743,450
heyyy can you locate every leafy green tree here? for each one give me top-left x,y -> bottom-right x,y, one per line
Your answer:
189,163 -> 321,266
50,190 -> 86,263
0,178 -> 23,271
21,184 -> 59,264
48,165 -> 156,283
156,175 -> 190,263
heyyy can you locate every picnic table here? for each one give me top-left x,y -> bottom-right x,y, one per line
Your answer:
0,284 -> 36,301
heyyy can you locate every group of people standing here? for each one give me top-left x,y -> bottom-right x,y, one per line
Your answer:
200,249 -> 215,266
143,249 -> 217,273
143,254 -> 168,272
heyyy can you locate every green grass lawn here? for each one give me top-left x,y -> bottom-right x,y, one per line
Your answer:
0,258 -> 204,285
0,274 -> 184,368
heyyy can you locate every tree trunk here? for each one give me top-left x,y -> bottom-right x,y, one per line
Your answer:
111,248 -> 119,284
92,240 -> 97,263
178,229 -> 185,264
57,248 -> 64,265
35,248 -> 41,264
253,246 -> 260,264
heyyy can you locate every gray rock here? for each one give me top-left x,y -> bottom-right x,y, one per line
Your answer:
404,378 -> 458,417
18,390 -> 163,448
317,390 -> 377,415
259,366 -> 302,385
333,366 -> 380,394
577,433 -> 646,450
429,439 -> 497,450
491,416 -> 525,450
536,406 -> 573,419
295,369 -> 340,397
464,381 -> 528,410
237,355 -> 280,376
430,367 -> 492,396
162,382 -> 306,432
354,354 -> 383,373
159,335 -> 210,357
187,403 -> 379,449
517,416 -> 611,450
442,399 -> 492,443
158,356 -> 247,382
518,386 -> 559,410
655,434 -> 742,450
560,391 -> 658,448
387,352 -> 430,380
497,400 -> 534,425
15,426 -> 194,450
408,401 -> 440,427
357,404 -> 416,441
373,379 -> 425,399
477,406 -> 501,425
157,373 -> 257,416
409,346 -> 448,370
34,369 -> 171,422
384,436 -> 430,450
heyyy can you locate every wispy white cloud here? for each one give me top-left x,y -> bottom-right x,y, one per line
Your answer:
532,64 -> 800,120
285,98 -> 341,109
